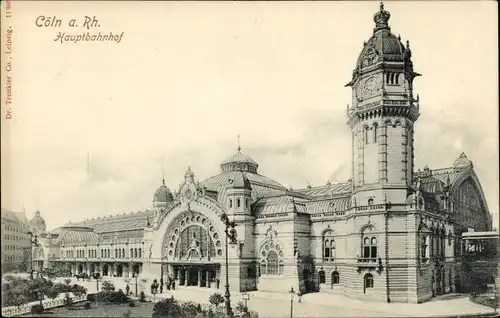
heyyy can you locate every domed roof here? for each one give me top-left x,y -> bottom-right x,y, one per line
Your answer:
30,211 -> 46,227
356,3 -> 409,69
153,179 -> 174,203
227,171 -> 252,190
221,146 -> 259,173
56,226 -> 101,246
453,152 -> 473,169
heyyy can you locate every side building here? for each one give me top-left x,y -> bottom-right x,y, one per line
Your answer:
1,208 -> 32,272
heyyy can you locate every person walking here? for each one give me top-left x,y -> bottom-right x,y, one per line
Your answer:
126,284 -> 130,296
297,291 -> 302,303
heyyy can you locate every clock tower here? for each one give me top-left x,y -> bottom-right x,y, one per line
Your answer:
345,3 -> 421,205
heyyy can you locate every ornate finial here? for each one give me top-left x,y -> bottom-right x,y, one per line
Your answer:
406,40 -> 410,49
374,2 -> 391,32
237,134 -> 241,152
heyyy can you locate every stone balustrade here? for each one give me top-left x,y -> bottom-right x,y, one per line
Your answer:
1,294 -> 87,317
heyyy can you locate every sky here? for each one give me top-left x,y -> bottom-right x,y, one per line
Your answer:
1,1 -> 498,230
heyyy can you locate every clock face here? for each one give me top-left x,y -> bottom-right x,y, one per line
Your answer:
363,77 -> 377,96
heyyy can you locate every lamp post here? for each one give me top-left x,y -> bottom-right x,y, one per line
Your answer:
135,272 -> 138,297
27,231 -> 39,280
220,212 -> 238,318
289,287 -> 295,318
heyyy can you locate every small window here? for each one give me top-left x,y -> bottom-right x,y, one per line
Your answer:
237,198 -> 241,208
246,199 -> 249,208
368,198 -> 374,206
229,199 -> 233,209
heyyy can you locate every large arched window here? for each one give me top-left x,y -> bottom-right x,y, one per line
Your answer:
361,226 -> 378,259
331,271 -> 340,286
260,241 -> 285,276
373,123 -> 378,143
364,273 -> 374,292
323,230 -> 335,262
364,126 -> 369,145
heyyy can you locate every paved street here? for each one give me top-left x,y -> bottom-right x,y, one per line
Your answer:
47,276 -> 497,318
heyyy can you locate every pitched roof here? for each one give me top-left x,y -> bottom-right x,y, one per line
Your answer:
62,210 -> 155,234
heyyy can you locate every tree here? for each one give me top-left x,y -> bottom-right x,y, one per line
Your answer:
152,297 -> 184,318
209,293 -> 225,309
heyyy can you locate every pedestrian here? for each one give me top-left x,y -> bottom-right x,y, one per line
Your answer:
126,284 -> 130,296
216,278 -> 220,289
297,291 -> 302,303
172,280 -> 176,290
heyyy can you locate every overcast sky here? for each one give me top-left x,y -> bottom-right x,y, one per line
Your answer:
1,1 -> 498,230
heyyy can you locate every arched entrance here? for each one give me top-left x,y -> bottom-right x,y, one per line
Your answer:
103,264 -> 109,276
116,264 -> 123,277
90,264 -> 96,274
78,264 -> 83,274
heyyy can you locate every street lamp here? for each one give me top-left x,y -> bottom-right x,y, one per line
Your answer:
220,212 -> 238,318
27,231 -> 39,280
289,287 -> 295,318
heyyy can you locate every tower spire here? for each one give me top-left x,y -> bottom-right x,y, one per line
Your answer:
237,134 -> 241,152
161,153 -> 165,185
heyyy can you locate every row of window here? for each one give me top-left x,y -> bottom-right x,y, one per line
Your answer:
318,271 -> 374,292
62,248 -> 142,259
4,245 -> 27,251
385,72 -> 401,85
228,198 -> 250,209
4,234 -> 27,241
4,254 -> 24,262
420,228 -> 449,262
322,230 -> 378,262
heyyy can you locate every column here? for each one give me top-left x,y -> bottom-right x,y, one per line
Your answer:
206,270 -> 211,288
129,262 -> 133,278
185,268 -> 190,286
198,268 -> 202,287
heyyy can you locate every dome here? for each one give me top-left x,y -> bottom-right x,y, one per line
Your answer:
153,179 -> 174,203
30,211 -> 46,228
355,3 -> 409,70
453,152 -> 473,169
220,146 -> 259,173
227,171 -> 252,190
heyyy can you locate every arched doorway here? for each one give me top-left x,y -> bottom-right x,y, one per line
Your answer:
188,267 -> 198,286
303,269 -> 312,293
78,264 -> 83,274
90,264 -> 96,275
363,273 -> 374,294
331,271 -> 339,288
436,268 -> 442,295
117,264 -> 123,277
132,264 -> 140,277
318,270 -> 326,285
103,264 -> 109,276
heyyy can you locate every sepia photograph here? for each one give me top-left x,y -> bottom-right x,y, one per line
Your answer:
1,1 -> 498,317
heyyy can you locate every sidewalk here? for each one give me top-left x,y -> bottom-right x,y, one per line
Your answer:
157,286 -> 497,317
54,277 -> 497,317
